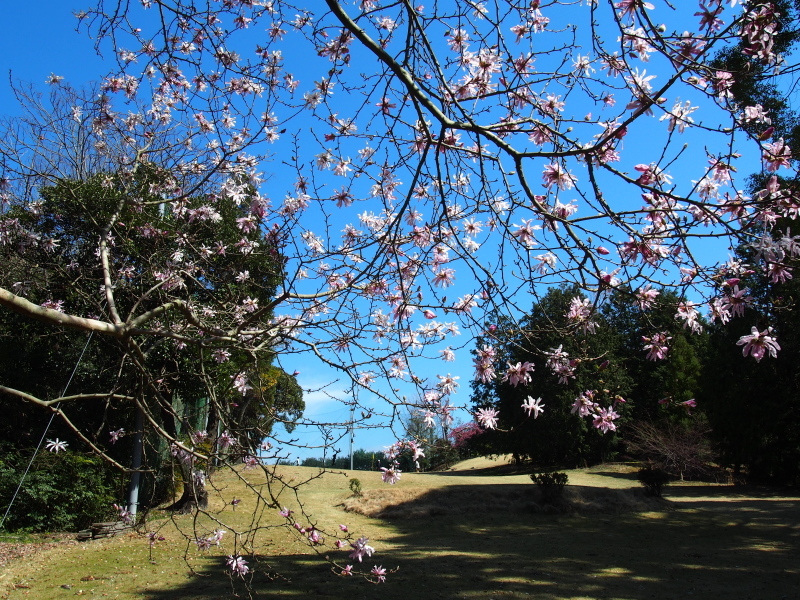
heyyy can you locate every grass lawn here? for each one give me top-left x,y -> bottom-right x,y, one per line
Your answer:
1,457 -> 798,600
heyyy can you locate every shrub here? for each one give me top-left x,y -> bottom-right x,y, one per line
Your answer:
0,447 -> 118,532
637,465 -> 671,497
348,478 -> 363,498
627,419 -> 714,481
530,472 -> 569,503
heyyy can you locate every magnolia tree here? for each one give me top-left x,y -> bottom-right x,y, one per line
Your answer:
1,0 -> 799,585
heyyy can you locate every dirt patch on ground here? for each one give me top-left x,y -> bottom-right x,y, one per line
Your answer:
0,534 -> 78,570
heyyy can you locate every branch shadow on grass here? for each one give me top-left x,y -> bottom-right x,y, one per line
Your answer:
140,483 -> 800,600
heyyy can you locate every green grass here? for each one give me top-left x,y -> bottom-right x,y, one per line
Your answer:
2,457 -> 798,599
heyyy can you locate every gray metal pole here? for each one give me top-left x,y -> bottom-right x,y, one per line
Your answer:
349,403 -> 354,471
127,406 -> 144,520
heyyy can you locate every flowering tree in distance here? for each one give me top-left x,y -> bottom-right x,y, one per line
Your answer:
2,0 -> 800,584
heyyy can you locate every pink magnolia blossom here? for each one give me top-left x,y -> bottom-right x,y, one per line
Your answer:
571,390 -> 598,418
380,466 -> 401,484
763,138 -> 792,172
566,297 -> 597,334
542,163 -> 577,190
371,565 -> 387,583
502,361 -> 535,387
475,407 -> 500,429
226,555 -> 249,577
642,332 -> 671,360
737,327 -> 780,362
593,406 -> 620,434
521,396 -> 545,418
349,537 -> 375,562
636,285 -> 660,310
230,373 -> 252,395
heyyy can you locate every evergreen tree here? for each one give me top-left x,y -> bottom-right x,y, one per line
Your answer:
470,286 -> 632,467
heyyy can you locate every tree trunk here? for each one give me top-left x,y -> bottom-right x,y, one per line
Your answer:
163,461 -> 208,514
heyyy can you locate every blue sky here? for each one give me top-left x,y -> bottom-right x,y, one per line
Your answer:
0,4 -> 108,108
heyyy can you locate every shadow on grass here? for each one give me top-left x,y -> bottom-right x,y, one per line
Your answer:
141,484 -> 800,600
425,463 -> 529,477
584,469 -> 640,482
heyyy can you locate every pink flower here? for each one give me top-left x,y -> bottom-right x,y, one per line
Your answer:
307,529 -> 323,544
349,537 -> 375,563
475,407 -> 500,429
541,163 -> 577,190
212,349 -> 231,363
113,503 -> 133,525
226,555 -> 249,577
218,431 -> 236,449
593,406 -> 619,434
566,297 -> 597,334
40,299 -> 65,312
642,332 -> 671,360
371,565 -> 387,583
762,138 -> 792,172
431,267 -> 456,288
636,285 -> 659,310
502,361 -> 535,387
147,531 -> 165,546
380,466 -> 401,484
230,373 -> 252,395
736,327 -> 780,362
521,396 -> 545,418
375,97 -> 396,114
571,390 -> 598,418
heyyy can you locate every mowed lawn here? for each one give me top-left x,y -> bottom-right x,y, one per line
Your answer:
1,457 -> 798,600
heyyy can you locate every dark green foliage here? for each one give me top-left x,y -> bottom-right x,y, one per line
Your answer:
469,285 -> 718,472
424,437 -> 459,470
637,465 -> 671,498
237,366 -> 305,450
530,471 -> 568,503
602,288 -> 707,421
0,167 -> 294,510
470,286 -> 632,467
696,4 -> 800,486
0,447 -> 119,532
703,302 -> 800,485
